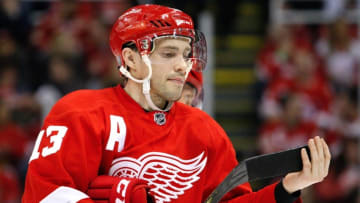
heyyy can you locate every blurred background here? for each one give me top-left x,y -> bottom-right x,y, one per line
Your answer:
0,0 -> 359,202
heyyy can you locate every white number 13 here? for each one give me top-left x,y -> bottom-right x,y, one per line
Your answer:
29,125 -> 68,163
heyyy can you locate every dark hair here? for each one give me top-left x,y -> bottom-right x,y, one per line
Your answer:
122,42 -> 138,51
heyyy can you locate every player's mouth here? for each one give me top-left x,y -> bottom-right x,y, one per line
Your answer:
168,77 -> 185,85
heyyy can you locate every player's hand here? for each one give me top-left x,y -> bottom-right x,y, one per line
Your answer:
282,136 -> 331,194
86,175 -> 155,203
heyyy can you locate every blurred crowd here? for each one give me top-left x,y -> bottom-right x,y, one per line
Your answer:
1,0 -> 360,202
256,19 -> 360,202
0,0 -> 135,202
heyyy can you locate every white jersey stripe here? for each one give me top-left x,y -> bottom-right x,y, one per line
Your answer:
40,186 -> 89,203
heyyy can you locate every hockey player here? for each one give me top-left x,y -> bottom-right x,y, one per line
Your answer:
179,70 -> 203,108
22,4 -> 330,203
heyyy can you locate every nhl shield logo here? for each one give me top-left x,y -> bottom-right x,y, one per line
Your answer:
154,112 -> 166,125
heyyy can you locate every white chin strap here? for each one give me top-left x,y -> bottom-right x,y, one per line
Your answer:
118,55 -> 173,111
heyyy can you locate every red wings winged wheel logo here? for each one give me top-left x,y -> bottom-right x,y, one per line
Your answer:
109,152 -> 207,202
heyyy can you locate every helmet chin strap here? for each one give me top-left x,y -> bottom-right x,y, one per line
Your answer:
118,55 -> 173,111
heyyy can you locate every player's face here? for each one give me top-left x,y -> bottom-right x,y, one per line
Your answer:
148,38 -> 192,101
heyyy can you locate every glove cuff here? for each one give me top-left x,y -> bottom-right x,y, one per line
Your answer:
109,178 -> 149,203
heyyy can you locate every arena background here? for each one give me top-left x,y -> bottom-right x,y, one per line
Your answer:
0,0 -> 359,202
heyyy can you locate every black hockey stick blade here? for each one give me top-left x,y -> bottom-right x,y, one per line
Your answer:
204,145 -> 310,203
246,145 -> 310,182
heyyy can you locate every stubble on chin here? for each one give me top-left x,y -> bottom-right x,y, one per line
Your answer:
163,85 -> 184,101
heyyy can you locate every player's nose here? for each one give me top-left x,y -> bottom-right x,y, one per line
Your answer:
174,57 -> 188,75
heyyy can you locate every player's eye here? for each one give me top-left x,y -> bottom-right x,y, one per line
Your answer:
184,53 -> 191,60
161,52 -> 176,58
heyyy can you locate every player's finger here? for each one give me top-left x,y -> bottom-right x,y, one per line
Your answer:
321,138 -> 331,176
315,136 -> 324,155
301,148 -> 311,174
308,138 -> 319,176
314,136 -> 324,176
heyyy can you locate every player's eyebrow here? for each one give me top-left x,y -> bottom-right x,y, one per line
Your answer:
159,46 -> 191,52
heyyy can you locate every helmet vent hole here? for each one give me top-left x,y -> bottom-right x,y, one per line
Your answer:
149,20 -> 172,28
164,21 -> 171,26
156,20 -> 165,26
150,20 -> 160,27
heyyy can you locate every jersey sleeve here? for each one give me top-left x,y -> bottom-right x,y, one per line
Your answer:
202,116 -> 301,203
22,101 -> 104,203
223,182 -> 302,203
201,116 -> 253,201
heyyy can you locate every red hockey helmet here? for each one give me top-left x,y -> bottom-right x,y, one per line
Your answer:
109,4 -> 207,72
186,70 -> 203,95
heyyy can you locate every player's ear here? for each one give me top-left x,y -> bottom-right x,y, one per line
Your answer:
122,48 -> 140,71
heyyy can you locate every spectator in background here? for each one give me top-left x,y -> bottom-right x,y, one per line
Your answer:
256,25 -> 294,85
315,18 -> 360,93
259,93 -> 318,154
30,0 -> 87,82
332,89 -> 360,137
256,24 -> 313,84
0,64 -> 18,101
35,55 -> 82,121
31,0 -> 83,52
0,31 -> 31,92
179,70 -> 203,108
0,62 -> 39,129
83,19 -> 115,89
0,98 -> 26,203
0,98 -> 28,166
314,88 -> 360,158
30,0 -> 131,91
259,47 -> 333,123
290,48 -> 333,120
0,0 -> 32,46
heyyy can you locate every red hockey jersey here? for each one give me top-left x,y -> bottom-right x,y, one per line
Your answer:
23,85 -> 286,203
